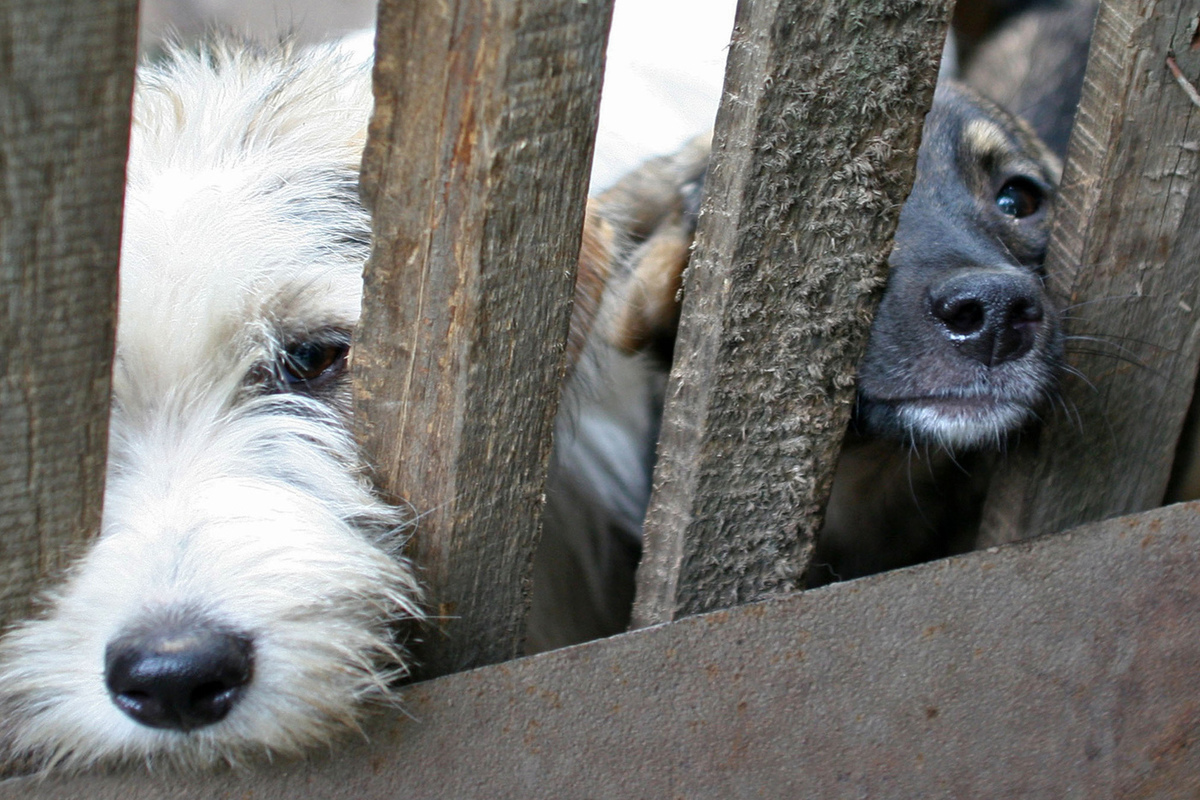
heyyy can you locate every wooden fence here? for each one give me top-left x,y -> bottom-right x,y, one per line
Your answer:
2,0 -> 1200,795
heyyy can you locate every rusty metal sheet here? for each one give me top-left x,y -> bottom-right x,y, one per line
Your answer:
4,503 -> 1199,798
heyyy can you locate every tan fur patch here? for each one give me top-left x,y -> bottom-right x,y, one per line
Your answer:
609,214 -> 691,355
963,118 -> 1011,163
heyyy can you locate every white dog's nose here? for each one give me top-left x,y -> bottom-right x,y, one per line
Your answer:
104,622 -> 254,732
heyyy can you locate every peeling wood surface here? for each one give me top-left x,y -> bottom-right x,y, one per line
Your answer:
0,0 -> 136,629
354,0 -> 613,678
8,503 -> 1200,798
632,0 -> 953,626
979,0 -> 1200,544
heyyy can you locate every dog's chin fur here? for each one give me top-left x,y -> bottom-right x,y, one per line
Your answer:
893,397 -> 1034,450
0,40 -> 423,772
857,380 -> 1050,451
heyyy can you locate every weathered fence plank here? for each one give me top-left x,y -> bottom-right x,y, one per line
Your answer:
9,502 -> 1199,798
354,0 -> 613,678
0,0 -> 137,629
631,0 -> 953,626
979,0 -> 1200,545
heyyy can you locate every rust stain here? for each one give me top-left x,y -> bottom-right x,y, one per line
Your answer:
1146,704 -> 1200,762
1148,517 -> 1162,533
539,689 -> 563,709
922,623 -> 946,639
924,706 -> 939,720
522,717 -> 543,750
1123,704 -> 1200,797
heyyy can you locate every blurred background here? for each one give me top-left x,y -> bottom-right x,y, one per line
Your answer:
136,0 -> 737,192
139,0 -> 375,51
137,0 -> 1081,191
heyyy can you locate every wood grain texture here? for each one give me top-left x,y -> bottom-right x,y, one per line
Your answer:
0,1 -> 136,629
354,0 -> 613,678
978,0 -> 1200,544
632,0 -> 952,626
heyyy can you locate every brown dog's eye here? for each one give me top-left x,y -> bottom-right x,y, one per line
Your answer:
995,177 -> 1044,219
281,340 -> 348,387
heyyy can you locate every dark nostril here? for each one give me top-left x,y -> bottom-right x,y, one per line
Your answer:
1010,297 -> 1043,324
105,623 -> 253,732
994,296 -> 1044,363
932,296 -> 986,335
929,270 -> 1045,367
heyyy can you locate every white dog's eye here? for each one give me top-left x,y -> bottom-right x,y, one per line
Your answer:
281,339 -> 349,388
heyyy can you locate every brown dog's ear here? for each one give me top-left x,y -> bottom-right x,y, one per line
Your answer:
570,133 -> 710,366
606,210 -> 692,361
593,133 -> 711,240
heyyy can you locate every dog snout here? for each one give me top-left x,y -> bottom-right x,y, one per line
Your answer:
105,622 -> 254,733
928,269 -> 1044,367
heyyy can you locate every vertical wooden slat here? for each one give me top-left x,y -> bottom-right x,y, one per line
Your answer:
355,0 -> 613,678
0,1 -> 136,629
632,0 -> 952,627
978,0 -> 1200,545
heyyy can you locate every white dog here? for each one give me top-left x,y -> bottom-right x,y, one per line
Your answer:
0,30 -> 703,770
0,41 -> 423,771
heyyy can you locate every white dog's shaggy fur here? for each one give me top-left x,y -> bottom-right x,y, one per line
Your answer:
0,41 -> 424,771
0,25 -> 702,770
